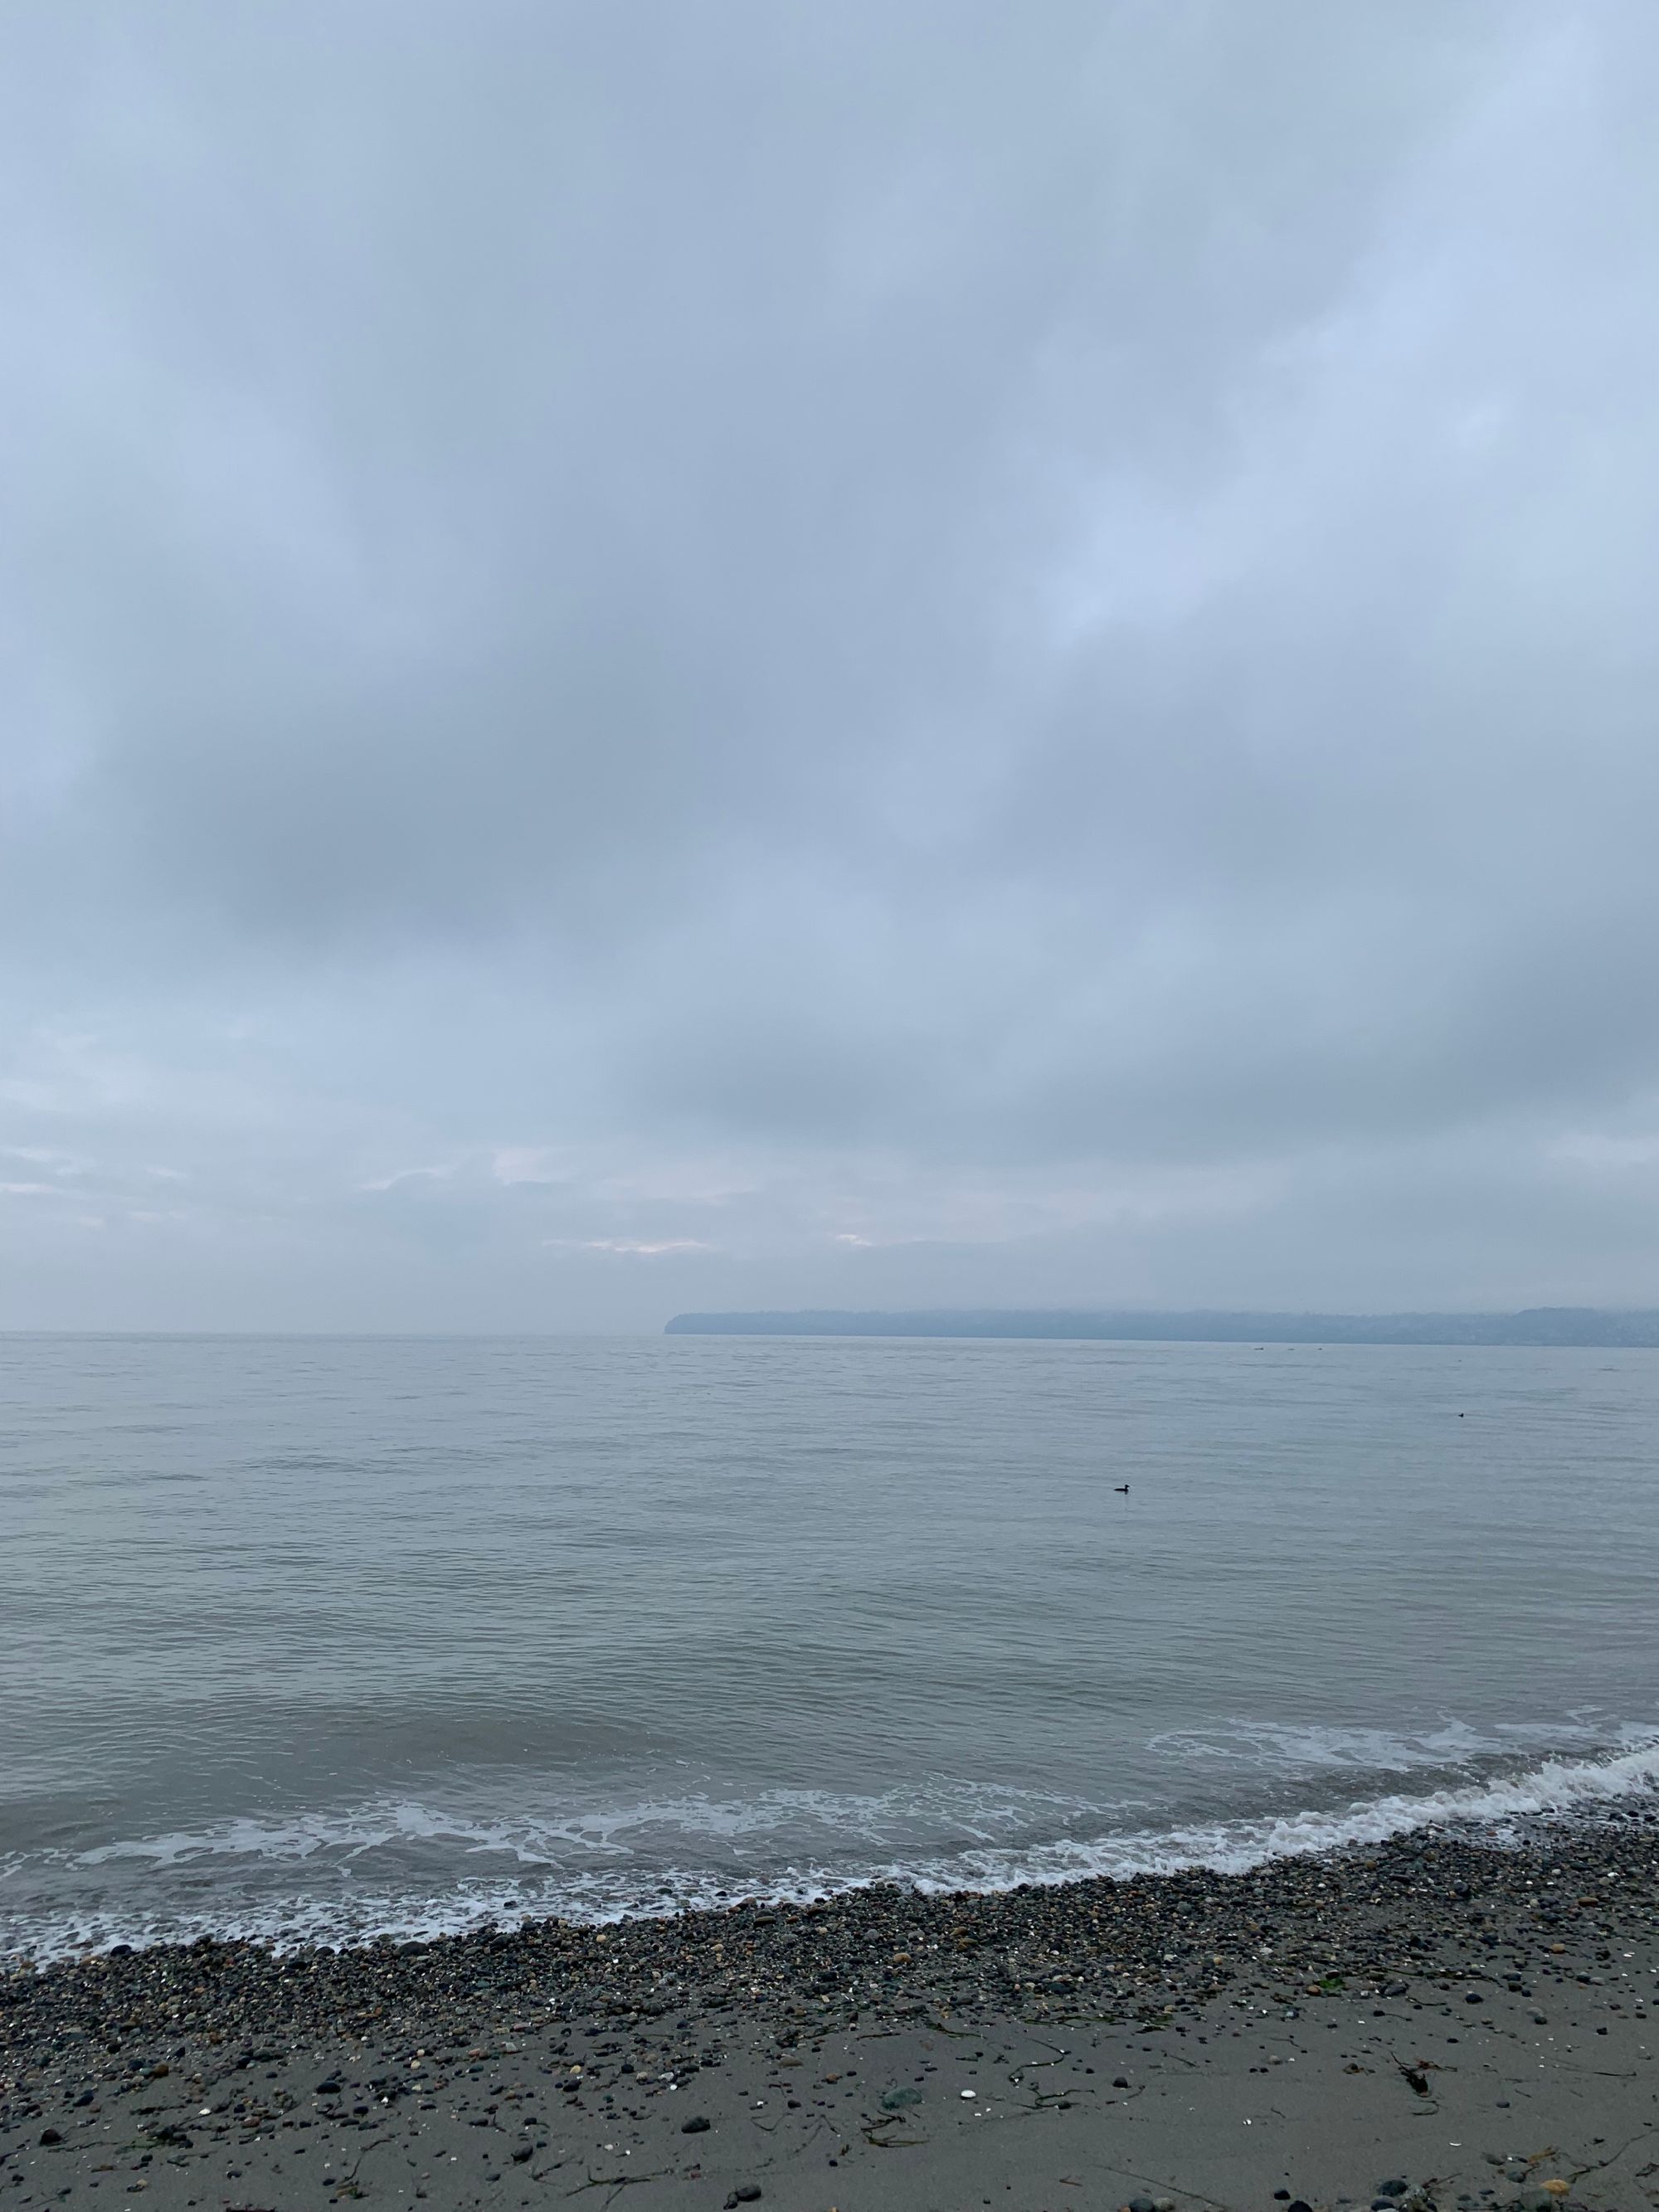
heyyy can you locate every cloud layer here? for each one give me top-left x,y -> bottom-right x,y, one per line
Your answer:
4,2 -> 1659,1328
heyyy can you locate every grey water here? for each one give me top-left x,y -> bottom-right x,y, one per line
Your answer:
3,1332 -> 1658,1961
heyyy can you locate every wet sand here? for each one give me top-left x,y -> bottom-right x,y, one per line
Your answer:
5,1816 -> 1658,2210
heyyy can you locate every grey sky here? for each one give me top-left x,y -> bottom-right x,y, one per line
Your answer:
4,2 -> 1658,1330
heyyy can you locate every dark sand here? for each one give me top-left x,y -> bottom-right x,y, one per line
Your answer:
6,1817 -> 1659,2211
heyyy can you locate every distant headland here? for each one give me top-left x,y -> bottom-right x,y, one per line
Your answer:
664,1306 -> 1659,1346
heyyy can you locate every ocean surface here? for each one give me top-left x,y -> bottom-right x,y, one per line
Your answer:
4,1332 -> 1658,1963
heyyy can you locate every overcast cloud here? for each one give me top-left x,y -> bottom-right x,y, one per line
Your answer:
3,1 -> 1658,1330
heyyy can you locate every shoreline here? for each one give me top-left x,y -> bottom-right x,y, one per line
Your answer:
6,1813 -> 1659,2208
12,1734 -> 1659,1967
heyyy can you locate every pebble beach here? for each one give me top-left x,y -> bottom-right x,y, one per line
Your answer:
7,1813 -> 1659,2211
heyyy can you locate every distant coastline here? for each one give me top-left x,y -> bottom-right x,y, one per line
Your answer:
664,1305 -> 1659,1345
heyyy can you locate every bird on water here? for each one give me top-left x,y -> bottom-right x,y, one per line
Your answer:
1114,1482 -> 1130,1493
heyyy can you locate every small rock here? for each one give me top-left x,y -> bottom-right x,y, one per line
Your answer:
680,2114 -> 711,2133
1112,2074 -> 1130,2088
1128,2198 -> 1156,2212
725,2191 -> 762,2208
1465,1993 -> 1482,2005
1377,2185 -> 1408,2200
880,2086 -> 923,2112
38,2129 -> 61,2146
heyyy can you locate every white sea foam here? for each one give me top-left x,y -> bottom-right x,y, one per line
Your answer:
5,1733 -> 1658,1964
1145,1715 -> 1623,1774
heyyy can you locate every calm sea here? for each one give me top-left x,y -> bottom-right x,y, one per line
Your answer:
4,1332 -> 1657,1961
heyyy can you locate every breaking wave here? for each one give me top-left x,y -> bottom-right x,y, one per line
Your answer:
5,1731 -> 1658,1965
